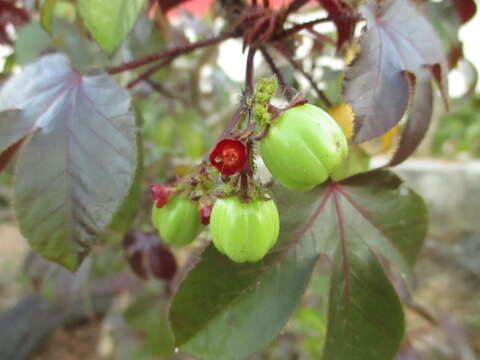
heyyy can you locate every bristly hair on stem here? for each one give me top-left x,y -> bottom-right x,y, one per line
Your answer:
126,57 -> 174,89
105,31 -> 236,75
274,44 -> 333,108
260,47 -> 294,100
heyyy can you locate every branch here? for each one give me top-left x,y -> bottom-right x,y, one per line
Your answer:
274,44 -> 332,108
260,47 -> 293,100
146,80 -> 183,101
126,57 -> 174,89
218,102 -> 244,141
215,48 -> 257,142
307,28 -> 336,46
245,47 -> 257,97
106,31 -> 235,75
274,17 -> 331,40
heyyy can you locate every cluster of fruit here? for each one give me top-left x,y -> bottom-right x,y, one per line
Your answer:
150,92 -> 349,263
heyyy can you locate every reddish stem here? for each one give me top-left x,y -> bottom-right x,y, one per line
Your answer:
274,17 -> 331,40
274,44 -> 332,107
127,57 -> 174,89
106,31 -> 235,75
260,47 -> 294,100
245,47 -> 257,97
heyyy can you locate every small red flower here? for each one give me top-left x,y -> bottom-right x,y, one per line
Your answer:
209,138 -> 248,175
150,184 -> 174,208
199,204 -> 213,225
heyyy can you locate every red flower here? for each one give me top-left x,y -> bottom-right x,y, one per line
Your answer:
150,184 -> 174,208
209,138 -> 248,175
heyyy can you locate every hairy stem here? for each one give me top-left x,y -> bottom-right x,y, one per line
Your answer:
274,17 -> 331,40
126,57 -> 174,89
274,44 -> 333,107
106,31 -> 235,75
260,47 -> 293,100
245,47 -> 257,97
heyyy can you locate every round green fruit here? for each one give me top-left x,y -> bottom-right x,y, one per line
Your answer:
152,196 -> 201,246
260,103 -> 348,192
210,196 -> 279,263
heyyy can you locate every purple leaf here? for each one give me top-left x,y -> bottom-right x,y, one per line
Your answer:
0,54 -> 137,271
123,230 -> 177,281
389,70 -> 433,166
343,0 -> 448,143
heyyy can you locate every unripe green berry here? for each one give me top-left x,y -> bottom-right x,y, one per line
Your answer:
152,196 -> 201,246
260,103 -> 348,192
210,196 -> 280,262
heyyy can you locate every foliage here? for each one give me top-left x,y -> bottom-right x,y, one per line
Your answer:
0,0 -> 476,358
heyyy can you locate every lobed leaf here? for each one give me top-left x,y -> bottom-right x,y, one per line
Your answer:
0,54 -> 137,270
323,238 -> 404,360
170,170 -> 427,359
344,0 -> 447,144
78,0 -> 148,53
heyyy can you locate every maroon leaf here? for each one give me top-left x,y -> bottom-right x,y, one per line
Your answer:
0,1 -> 29,44
343,0 -> 448,143
318,0 -> 357,52
388,70 -> 433,166
123,230 -> 177,281
0,54 -> 137,271
451,0 -> 476,24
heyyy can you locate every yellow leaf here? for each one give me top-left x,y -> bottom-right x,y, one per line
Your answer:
328,103 -> 355,140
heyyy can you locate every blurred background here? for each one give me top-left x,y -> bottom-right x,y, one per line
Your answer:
0,0 -> 479,359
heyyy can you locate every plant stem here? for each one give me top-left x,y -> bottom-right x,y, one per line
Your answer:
260,47 -> 293,100
218,105 -> 244,141
105,31 -> 235,75
245,47 -> 257,97
274,44 -> 333,108
126,57 -> 174,89
274,17 -> 331,40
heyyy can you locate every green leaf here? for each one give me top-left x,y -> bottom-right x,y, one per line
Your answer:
14,22 -> 51,65
170,186 -> 323,360
0,54 -> 137,270
110,108 -> 144,233
15,20 -> 110,69
323,239 -> 404,360
78,0 -> 148,53
169,170 -> 427,359
40,0 -> 58,34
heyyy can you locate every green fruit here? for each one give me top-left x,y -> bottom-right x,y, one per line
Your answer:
210,196 -> 279,262
260,104 -> 348,192
152,196 -> 201,246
